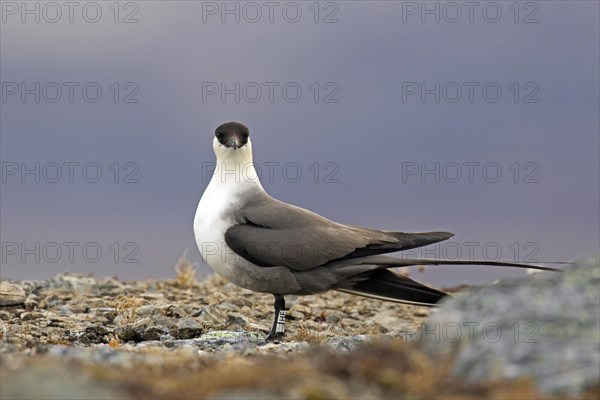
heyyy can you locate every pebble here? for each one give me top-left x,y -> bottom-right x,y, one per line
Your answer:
140,326 -> 166,342
226,312 -> 249,328
55,275 -> 96,292
324,310 -> 343,323
23,297 -> 38,307
370,311 -> 410,333
326,335 -> 368,351
229,297 -> 254,308
20,312 -> 44,321
162,304 -> 186,318
78,326 -> 110,345
290,304 -> 312,316
412,307 -> 430,317
172,318 -> 204,339
151,315 -> 179,330
0,282 -> 27,306
135,305 -> 162,317
114,325 -> 139,343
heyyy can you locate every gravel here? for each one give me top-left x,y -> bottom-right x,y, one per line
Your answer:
1,257 -> 598,399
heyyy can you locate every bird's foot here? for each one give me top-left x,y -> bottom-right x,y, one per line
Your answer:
265,330 -> 285,342
265,307 -> 286,342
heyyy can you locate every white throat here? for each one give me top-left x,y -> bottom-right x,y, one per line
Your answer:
209,136 -> 264,190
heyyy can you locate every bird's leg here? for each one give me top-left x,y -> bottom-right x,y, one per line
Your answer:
266,294 -> 286,341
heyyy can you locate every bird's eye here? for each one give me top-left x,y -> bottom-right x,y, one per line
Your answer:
216,132 -> 224,138
243,132 -> 249,138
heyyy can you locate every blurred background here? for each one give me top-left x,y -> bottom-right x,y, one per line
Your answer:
1,0 -> 598,285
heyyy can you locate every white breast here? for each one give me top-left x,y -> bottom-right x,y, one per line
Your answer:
194,176 -> 240,281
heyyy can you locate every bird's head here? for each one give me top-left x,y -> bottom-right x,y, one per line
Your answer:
213,121 -> 253,162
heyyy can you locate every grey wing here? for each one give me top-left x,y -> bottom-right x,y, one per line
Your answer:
225,195 -> 454,271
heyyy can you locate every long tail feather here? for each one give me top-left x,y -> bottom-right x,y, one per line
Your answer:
389,258 -> 563,272
337,258 -> 568,306
339,269 -> 449,307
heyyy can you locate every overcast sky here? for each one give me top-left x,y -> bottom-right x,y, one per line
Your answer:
1,1 -> 598,286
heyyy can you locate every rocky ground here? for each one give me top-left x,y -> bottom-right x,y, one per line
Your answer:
1,256 -> 599,399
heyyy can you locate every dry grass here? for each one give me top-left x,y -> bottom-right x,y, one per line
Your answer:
109,296 -> 145,322
173,251 -> 198,288
292,322 -> 327,344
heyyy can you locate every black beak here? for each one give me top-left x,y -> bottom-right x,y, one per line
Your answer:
227,138 -> 238,149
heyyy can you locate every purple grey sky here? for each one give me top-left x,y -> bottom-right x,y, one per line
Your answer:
1,1 -> 599,286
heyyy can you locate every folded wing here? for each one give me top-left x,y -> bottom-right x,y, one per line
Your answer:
225,194 -> 453,271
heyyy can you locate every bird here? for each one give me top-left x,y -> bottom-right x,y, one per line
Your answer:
194,121 -> 559,340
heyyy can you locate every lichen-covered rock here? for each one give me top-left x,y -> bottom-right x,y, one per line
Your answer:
163,330 -> 265,350
423,256 -> 600,396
